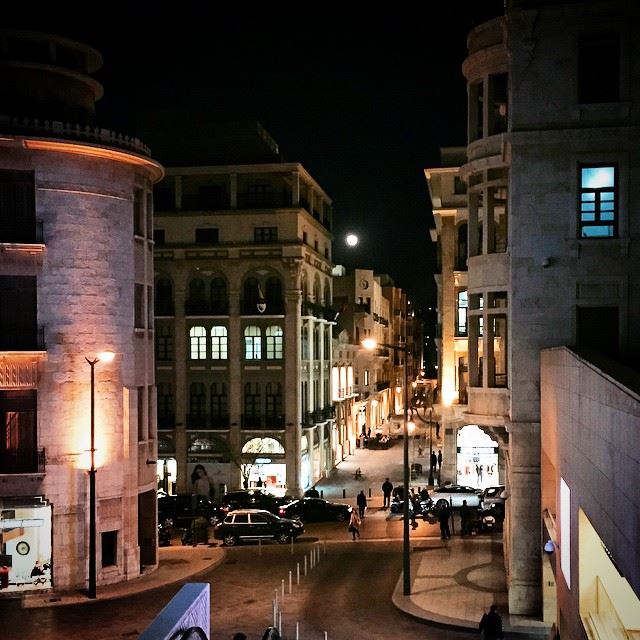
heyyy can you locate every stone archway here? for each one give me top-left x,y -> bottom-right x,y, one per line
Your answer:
455,424 -> 501,489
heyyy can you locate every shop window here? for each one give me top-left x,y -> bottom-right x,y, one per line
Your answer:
211,326 -> 228,359
244,326 -> 262,359
101,531 -> 117,567
189,326 -> 207,359
266,325 -> 283,359
579,165 -> 617,238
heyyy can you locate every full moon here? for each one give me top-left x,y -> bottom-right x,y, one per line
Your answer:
345,233 -> 359,247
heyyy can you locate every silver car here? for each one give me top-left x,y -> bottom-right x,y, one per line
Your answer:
429,484 -> 482,508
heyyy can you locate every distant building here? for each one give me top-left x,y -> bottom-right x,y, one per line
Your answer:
428,0 -> 640,626
0,30 -> 162,596
153,157 -> 335,497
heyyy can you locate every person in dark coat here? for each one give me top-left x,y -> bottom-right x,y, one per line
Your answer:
356,490 -> 367,518
437,449 -> 443,470
430,451 -> 437,472
460,499 -> 472,536
438,504 -> 451,540
382,478 -> 393,508
479,604 -> 504,639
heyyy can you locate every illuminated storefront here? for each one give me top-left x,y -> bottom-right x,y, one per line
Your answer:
0,499 -> 52,593
456,424 -> 499,489
241,437 -> 287,497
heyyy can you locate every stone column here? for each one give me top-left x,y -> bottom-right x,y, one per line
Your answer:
506,420 -> 542,615
174,277 -> 188,493
284,289 -> 302,496
291,171 -> 300,207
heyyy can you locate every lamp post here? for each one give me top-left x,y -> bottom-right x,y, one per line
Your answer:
428,406 -> 434,487
85,350 -> 115,599
361,337 -> 411,596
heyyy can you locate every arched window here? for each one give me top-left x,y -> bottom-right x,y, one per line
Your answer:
155,278 -> 173,316
189,326 -> 207,359
242,437 -> 285,454
243,277 -> 260,314
210,382 -> 228,428
244,326 -> 262,359
265,276 -> 283,314
189,382 -> 207,427
324,278 -> 331,306
314,325 -> 322,359
265,382 -> 283,427
210,277 -> 228,314
266,325 -> 283,359
211,326 -> 228,359
313,277 -> 321,302
188,278 -> 206,310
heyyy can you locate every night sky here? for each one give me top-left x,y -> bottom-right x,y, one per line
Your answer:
15,3 -> 503,309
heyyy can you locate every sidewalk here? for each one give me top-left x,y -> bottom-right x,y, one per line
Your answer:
317,436 -> 551,638
21,544 -> 225,608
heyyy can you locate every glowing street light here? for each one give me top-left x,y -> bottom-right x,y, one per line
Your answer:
85,350 -> 115,599
345,233 -> 359,247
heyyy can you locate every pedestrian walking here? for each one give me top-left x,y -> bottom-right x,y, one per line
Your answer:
430,450 -> 437,472
479,604 -> 504,639
438,503 -> 451,540
356,490 -> 367,518
382,478 -> 393,508
348,510 -> 361,540
437,449 -> 443,470
460,499 -> 471,536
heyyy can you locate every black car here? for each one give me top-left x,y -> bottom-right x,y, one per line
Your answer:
278,498 -> 351,522
213,509 -> 305,546
157,494 -> 222,528
220,489 -> 287,516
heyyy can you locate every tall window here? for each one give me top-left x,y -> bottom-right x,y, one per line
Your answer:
265,276 -> 283,313
210,277 -> 228,314
243,277 -> 260,314
364,370 -> 370,386
578,33 -> 620,104
301,325 -> 309,360
244,383 -> 261,420
188,278 -> 206,310
265,382 -> 283,425
155,278 -> 173,316
210,382 -> 228,427
189,383 -> 207,426
155,325 -> 173,361
456,223 -> 468,271
190,326 -> 207,359
157,383 -> 173,429
137,387 -> 146,441
0,169 -> 36,243
195,227 -> 219,244
579,165 -> 617,238
0,390 -> 36,473
133,189 -> 144,236
211,326 -> 228,359
456,290 -> 468,336
266,325 -> 283,359
134,283 -> 145,328
244,326 -> 262,359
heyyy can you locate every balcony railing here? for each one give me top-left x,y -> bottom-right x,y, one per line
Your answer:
0,447 -> 45,474
185,301 -> 229,316
0,326 -> 45,351
241,300 -> 284,315
237,193 -> 292,209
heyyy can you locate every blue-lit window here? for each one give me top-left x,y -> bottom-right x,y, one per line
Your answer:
579,165 -> 617,238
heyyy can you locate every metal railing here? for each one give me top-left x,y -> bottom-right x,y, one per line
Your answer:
0,447 -> 45,474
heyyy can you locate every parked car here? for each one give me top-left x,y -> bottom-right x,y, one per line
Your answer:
157,494 -> 222,528
220,489 -> 288,516
214,509 -> 305,546
428,484 -> 483,509
481,485 -> 506,510
278,498 -> 351,522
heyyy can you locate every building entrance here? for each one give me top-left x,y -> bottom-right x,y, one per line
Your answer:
456,424 -> 499,489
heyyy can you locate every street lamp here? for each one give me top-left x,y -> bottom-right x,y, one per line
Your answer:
85,350 -> 115,599
428,407 -> 434,486
361,337 -> 411,596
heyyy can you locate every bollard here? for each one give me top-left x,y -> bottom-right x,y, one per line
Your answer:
368,487 -> 371,498
304,555 -> 307,576
342,488 -> 346,499
310,549 -> 314,569
289,570 -> 292,594
291,536 -> 294,555
274,588 -> 278,608
272,600 -> 276,627
278,611 -> 282,634
320,490 -> 324,499
324,632 -> 328,640
297,562 -> 300,584
296,622 -> 299,640
281,578 -> 285,599
324,538 -> 327,554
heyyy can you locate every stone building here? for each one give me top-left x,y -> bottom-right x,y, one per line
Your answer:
153,159 -> 335,497
0,30 -> 162,596
428,0 -> 640,619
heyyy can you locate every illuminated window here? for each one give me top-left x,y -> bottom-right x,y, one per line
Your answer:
265,325 -> 283,359
244,326 -> 261,359
211,326 -> 228,359
189,326 -> 207,359
364,370 -> 369,386
456,290 -> 468,336
579,165 -> 617,238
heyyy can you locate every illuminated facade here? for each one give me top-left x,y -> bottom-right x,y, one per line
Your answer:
153,160 -> 335,497
0,31 -> 163,596
428,0 -> 640,620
